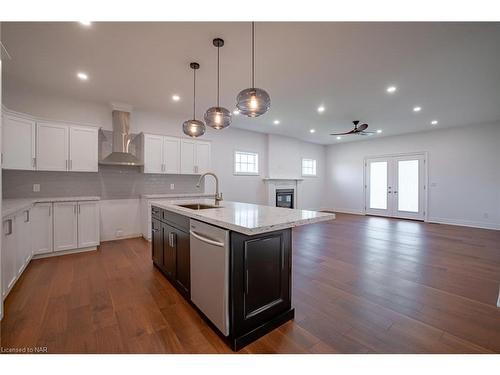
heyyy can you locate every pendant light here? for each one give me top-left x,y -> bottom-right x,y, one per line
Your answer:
182,62 -> 206,138
236,22 -> 271,118
205,38 -> 232,129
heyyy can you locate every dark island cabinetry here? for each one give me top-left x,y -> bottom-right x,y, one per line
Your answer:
151,206 -> 294,351
151,210 -> 190,299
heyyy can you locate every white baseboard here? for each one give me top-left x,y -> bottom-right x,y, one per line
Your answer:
33,246 -> 97,259
327,208 -> 366,215
427,217 -> 500,231
101,233 -> 143,242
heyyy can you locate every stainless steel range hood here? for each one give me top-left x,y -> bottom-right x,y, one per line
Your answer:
99,110 -> 143,166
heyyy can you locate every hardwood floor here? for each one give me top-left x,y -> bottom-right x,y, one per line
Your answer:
1,213 -> 500,353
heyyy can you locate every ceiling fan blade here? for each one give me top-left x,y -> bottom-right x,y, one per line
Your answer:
358,123 -> 368,132
330,130 -> 354,136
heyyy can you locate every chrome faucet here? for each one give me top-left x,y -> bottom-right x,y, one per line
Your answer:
196,172 -> 223,206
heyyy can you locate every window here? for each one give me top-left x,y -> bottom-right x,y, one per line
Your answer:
302,158 -> 317,176
234,151 -> 259,175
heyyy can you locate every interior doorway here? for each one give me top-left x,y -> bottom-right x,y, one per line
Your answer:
364,153 -> 427,220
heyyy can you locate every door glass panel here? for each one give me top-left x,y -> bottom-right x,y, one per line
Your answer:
369,161 -> 388,209
398,160 -> 419,212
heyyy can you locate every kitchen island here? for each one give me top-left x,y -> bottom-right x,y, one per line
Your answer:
150,199 -> 335,351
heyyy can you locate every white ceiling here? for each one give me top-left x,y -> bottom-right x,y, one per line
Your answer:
2,22 -> 500,144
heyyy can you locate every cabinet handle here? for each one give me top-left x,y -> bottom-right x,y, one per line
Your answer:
78,204 -> 81,214
5,219 -> 13,235
25,210 -> 30,223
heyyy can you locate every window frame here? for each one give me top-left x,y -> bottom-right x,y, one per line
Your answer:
301,158 -> 317,177
234,150 -> 260,176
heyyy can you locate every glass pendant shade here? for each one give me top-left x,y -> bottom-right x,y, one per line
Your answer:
205,106 -> 232,129
205,38 -> 232,130
182,62 -> 205,138
182,119 -> 205,138
236,87 -> 271,117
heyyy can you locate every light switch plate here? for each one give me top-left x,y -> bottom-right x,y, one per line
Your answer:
170,184 -> 175,190
33,184 -> 40,192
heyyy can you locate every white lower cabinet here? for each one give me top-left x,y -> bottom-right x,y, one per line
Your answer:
32,203 -> 53,255
53,202 -> 78,252
2,216 -> 17,298
16,209 -> 32,274
77,201 -> 100,248
2,199 -> 100,301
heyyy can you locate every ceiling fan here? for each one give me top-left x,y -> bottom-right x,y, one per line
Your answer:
330,120 -> 375,136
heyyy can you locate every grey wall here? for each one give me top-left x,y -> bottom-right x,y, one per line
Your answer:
2,165 -> 203,199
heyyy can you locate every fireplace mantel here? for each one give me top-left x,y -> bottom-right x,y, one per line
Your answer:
263,177 -> 304,181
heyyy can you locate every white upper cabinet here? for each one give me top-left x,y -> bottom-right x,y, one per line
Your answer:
77,201 -> 100,248
180,139 -> 197,174
143,134 -> 164,174
143,134 -> 181,174
195,141 -> 211,174
2,113 -> 36,170
163,136 -> 181,174
36,122 -> 69,171
70,126 -> 98,172
53,201 -> 78,252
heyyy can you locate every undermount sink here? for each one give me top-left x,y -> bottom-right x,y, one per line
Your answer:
177,203 -> 220,210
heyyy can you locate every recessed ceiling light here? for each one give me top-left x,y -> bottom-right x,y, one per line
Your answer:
172,95 -> 180,102
336,136 -> 341,140
233,109 -> 240,115
309,129 -> 315,133
431,120 -> 438,125
376,129 -> 382,134
77,72 -> 88,81
386,86 -> 397,94
79,21 -> 92,26
317,106 -> 325,113
413,106 -> 422,112
273,120 -> 280,125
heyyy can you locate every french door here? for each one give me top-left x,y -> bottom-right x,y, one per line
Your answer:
365,154 -> 426,220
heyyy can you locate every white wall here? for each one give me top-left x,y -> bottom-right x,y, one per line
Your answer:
326,122 -> 500,229
267,134 -> 327,210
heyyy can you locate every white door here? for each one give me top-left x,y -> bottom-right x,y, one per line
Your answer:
143,134 -> 164,174
70,126 -> 98,172
53,202 -> 78,252
31,203 -> 53,255
163,136 -> 181,174
195,141 -> 211,174
37,122 -> 69,171
2,114 -> 36,170
77,201 -> 100,248
180,139 -> 196,174
2,216 -> 17,298
365,154 -> 426,220
15,209 -> 32,274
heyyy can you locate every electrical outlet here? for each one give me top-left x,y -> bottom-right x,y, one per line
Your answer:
170,183 -> 175,190
115,229 -> 124,238
33,184 -> 40,192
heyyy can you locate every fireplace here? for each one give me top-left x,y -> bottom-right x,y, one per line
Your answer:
276,189 -> 294,209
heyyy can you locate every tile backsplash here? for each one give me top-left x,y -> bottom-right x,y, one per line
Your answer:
2,165 -> 203,199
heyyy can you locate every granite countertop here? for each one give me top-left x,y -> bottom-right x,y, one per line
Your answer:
142,193 -> 215,199
2,196 -> 100,217
150,199 -> 335,235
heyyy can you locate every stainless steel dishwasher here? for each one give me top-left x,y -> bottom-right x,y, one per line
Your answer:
189,219 -> 230,336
